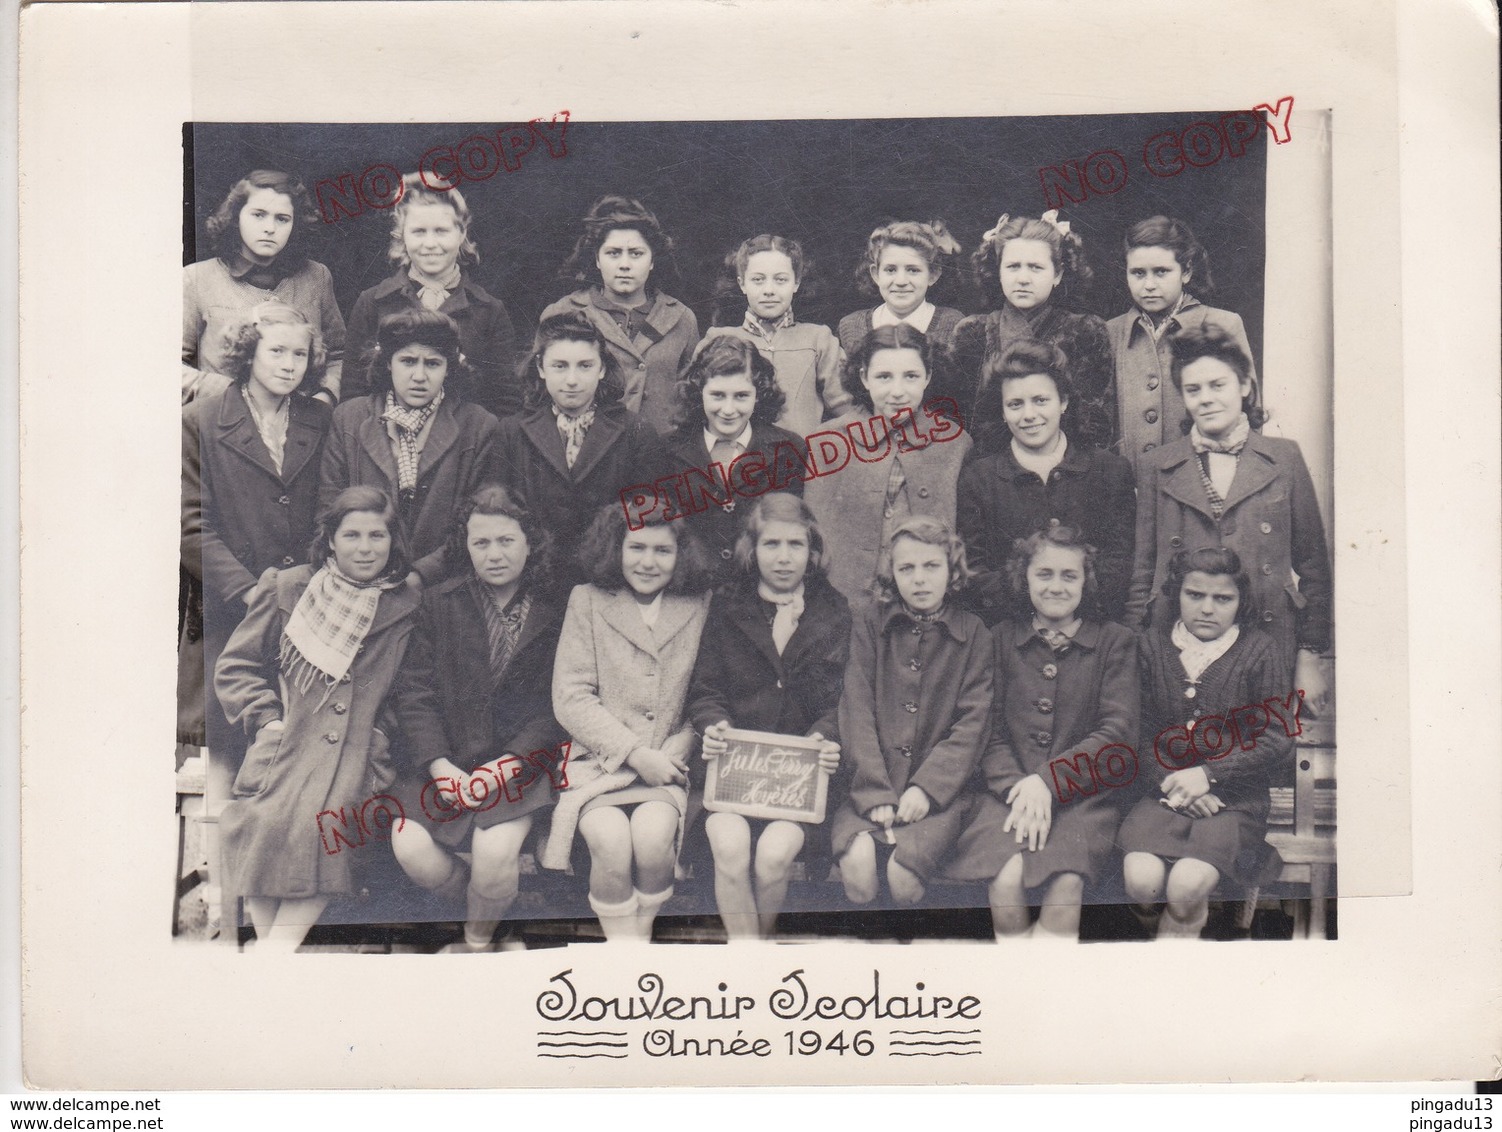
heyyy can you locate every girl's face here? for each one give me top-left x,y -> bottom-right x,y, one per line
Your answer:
1179,570 -> 1241,642
862,347 -> 930,418
755,519 -> 811,595
402,201 -> 466,282
249,323 -> 312,401
871,245 -> 935,318
998,237 -> 1062,312
596,228 -> 654,303
238,188 -> 295,264
890,536 -> 949,614
621,525 -> 678,598
1126,245 -> 1190,316
1179,356 -> 1251,441
1027,543 -> 1086,628
539,339 -> 604,415
1001,373 -> 1067,453
330,510 -> 392,583
739,250 -> 800,323
702,372 -> 757,440
390,343 -> 448,409
467,512 -> 529,592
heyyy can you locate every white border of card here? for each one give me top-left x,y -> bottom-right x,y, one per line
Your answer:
704,729 -> 828,825
13,0 -> 1500,1092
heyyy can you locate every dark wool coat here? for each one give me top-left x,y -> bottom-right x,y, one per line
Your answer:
947,304 -> 1116,453
831,603 -> 993,880
836,305 -> 966,358
1126,431 -> 1332,677
215,566 -> 421,902
957,619 -> 1139,887
661,422 -> 810,582
493,402 -> 669,597
319,393 -> 503,585
389,577 -> 567,843
180,387 -> 331,751
955,441 -> 1136,625
344,271 -> 523,418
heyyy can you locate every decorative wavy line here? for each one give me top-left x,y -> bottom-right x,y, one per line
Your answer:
537,1031 -> 628,1037
537,1052 -> 629,1059
888,1029 -> 980,1036
889,1050 -> 982,1057
888,1039 -> 982,1047
537,1041 -> 629,1049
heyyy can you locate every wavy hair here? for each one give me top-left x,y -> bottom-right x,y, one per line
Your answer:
873,515 -> 973,607
672,334 -> 785,433
217,302 -> 327,395
575,504 -> 716,596
308,485 -> 411,582
971,213 -> 1092,309
387,173 -> 479,268
205,169 -> 319,270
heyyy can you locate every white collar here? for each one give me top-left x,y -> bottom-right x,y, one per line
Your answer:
872,301 -> 936,334
703,423 -> 754,455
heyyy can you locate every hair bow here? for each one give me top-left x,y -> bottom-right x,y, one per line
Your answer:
1040,209 -> 1072,238
929,219 -> 962,256
981,213 -> 1011,244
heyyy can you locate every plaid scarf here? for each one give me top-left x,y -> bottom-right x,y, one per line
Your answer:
741,307 -> 795,340
408,263 -> 462,312
280,559 -> 400,703
553,404 -> 596,470
381,389 -> 445,500
479,586 -> 531,683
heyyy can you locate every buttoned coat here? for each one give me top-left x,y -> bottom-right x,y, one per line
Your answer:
804,409 -> 973,608
836,305 -> 966,358
538,288 -> 701,435
831,603 -> 993,879
345,271 -> 522,418
956,440 -> 1136,625
1126,431 -> 1332,676
319,393 -> 503,585
214,565 -> 421,902
660,421 -> 809,581
180,387 -> 331,750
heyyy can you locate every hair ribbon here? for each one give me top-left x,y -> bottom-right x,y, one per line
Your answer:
1040,209 -> 1072,238
980,213 -> 1010,243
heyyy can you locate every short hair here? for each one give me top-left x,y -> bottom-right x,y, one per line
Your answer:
576,503 -> 716,596
559,194 -> 677,289
1168,321 -> 1266,430
442,482 -> 554,585
840,323 -> 937,412
205,170 -> 319,270
873,515 -> 973,606
672,334 -> 785,432
1161,546 -> 1254,625
1006,525 -> 1098,612
734,233 -> 805,281
971,213 -> 1092,308
217,302 -> 327,395
730,493 -> 828,582
523,312 -> 626,410
1123,215 -> 1214,297
855,219 -> 961,295
309,485 -> 410,581
387,173 -> 479,268
362,308 -> 475,403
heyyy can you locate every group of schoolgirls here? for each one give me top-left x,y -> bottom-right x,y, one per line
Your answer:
180,166 -> 1332,950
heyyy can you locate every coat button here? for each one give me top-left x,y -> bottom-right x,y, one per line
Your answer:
340,673 -> 351,684
1261,563 -> 1273,575
1042,663 -> 1058,680
1048,517 -> 1060,528
332,703 -> 347,715
1147,377 -> 1159,391
324,732 -> 340,744
638,363 -> 647,370
903,701 -> 918,714
1184,686 -> 1198,699
720,548 -> 733,560
1168,536 -> 1182,548
909,658 -> 922,672
1144,409 -> 1159,424
277,494 -> 291,506
1262,611 -> 1275,623
645,711 -> 656,722
1034,731 -> 1052,747
898,746 -> 913,758
917,487 -> 930,499
1035,697 -> 1053,714
1143,442 -> 1157,453
1260,521 -> 1273,534
282,556 -> 295,566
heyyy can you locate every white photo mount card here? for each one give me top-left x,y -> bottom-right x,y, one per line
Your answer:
13,0 -> 1499,1091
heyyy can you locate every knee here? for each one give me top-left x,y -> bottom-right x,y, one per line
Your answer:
753,829 -> 804,883
839,837 -> 877,904
988,857 -> 1026,908
581,814 -> 633,870
1044,872 -> 1084,906
1166,860 -> 1220,905
1122,853 -> 1165,902
631,805 -> 679,859
887,859 -> 925,905
707,816 -> 752,874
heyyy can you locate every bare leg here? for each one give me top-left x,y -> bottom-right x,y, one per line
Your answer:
579,807 -> 634,904
753,821 -> 806,938
1161,858 -> 1220,939
1122,851 -> 1168,936
630,802 -> 681,940
1035,872 -> 1084,940
243,896 -> 276,942
258,896 -> 330,953
706,812 -> 757,941
465,816 -> 532,950
987,855 -> 1029,938
886,855 -> 926,906
839,832 -> 878,905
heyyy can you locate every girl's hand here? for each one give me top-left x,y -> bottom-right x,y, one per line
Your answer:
427,757 -> 466,787
1296,651 -> 1329,717
628,746 -> 688,788
405,570 -> 423,590
1160,766 -> 1212,811
701,720 -> 730,760
1003,774 -> 1053,852
1185,793 -> 1226,819
896,785 -> 931,824
809,732 -> 841,775
256,719 -> 285,741
867,804 -> 896,829
243,590 -> 256,607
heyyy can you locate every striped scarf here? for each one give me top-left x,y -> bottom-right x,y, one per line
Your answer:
381,389 -> 445,501
280,559 -> 400,704
480,587 -> 531,683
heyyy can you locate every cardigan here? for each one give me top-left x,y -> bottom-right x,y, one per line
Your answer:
1106,299 -> 1258,480
955,439 -> 1136,624
1126,431 -> 1332,676
696,323 -> 852,438
182,257 -> 347,402
537,288 -> 700,435
345,270 -> 522,418
803,408 -> 973,608
836,305 -> 965,358
318,393 -> 502,585
947,303 -> 1116,453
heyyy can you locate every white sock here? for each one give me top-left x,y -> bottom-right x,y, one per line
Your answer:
634,887 -> 674,941
1158,904 -> 1209,940
588,892 -> 639,941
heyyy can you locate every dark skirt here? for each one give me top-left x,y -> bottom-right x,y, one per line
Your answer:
831,793 -> 984,883
1117,795 -> 1271,885
941,791 -> 1124,888
392,766 -> 557,852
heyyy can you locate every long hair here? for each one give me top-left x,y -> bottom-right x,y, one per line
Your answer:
557,194 -> 678,291
873,515 -> 972,607
970,213 -> 1092,309
217,302 -> 327,395
387,173 -> 480,268
522,312 -> 626,410
575,504 -> 716,596
308,485 -> 410,581
205,169 -> 319,270
855,219 -> 961,297
1005,524 -> 1098,614
672,334 -> 785,433
444,482 -> 554,587
1122,215 -> 1214,297
729,492 -> 828,584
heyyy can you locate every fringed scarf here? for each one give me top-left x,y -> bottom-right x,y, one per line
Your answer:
280,559 -> 401,706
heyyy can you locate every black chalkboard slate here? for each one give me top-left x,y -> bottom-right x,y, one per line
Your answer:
703,728 -> 828,825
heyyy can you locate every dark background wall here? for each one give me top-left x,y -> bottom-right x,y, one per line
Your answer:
187,114 -> 1267,366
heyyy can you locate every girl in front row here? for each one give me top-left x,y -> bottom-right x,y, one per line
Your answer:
833,517 -> 993,909
544,505 -> 716,941
1118,547 -> 1294,939
966,526 -> 1139,941
688,494 -> 850,940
